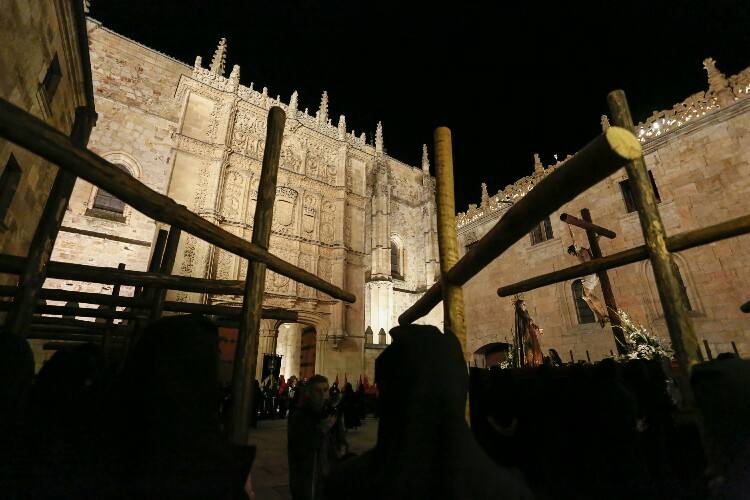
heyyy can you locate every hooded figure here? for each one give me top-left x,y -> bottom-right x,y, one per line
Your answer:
115,314 -> 255,499
326,324 -> 533,500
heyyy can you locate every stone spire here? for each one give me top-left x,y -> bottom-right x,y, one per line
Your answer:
210,38 -> 227,76
338,115 -> 346,139
533,153 -> 543,173
228,64 -> 240,90
375,121 -> 384,153
421,144 -> 430,173
600,114 -> 610,131
289,90 -> 298,116
194,55 -> 202,70
318,91 -> 329,125
703,57 -> 734,106
480,183 -> 490,208
704,57 -> 729,93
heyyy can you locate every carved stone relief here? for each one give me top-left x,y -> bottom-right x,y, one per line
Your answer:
320,200 -> 335,243
272,186 -> 298,234
297,253 -> 315,298
302,194 -> 317,234
221,170 -> 248,221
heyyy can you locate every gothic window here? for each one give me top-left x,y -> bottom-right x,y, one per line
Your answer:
620,171 -> 661,213
42,54 -> 62,105
89,164 -> 131,221
530,216 -> 554,246
572,280 -> 595,324
0,154 -> 22,229
391,237 -> 403,279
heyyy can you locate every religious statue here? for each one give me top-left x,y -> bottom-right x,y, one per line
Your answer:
566,224 -> 609,328
513,297 -> 544,367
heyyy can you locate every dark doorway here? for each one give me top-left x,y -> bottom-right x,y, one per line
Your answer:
300,326 -> 316,380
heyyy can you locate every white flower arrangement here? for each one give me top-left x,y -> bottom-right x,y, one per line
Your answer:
613,309 -> 673,361
499,349 -> 515,369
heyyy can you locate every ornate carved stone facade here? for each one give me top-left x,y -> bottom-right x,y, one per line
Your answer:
458,59 -> 750,365
48,26 -> 441,380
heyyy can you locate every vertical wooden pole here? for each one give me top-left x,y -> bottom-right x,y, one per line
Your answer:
128,229 -> 168,343
607,90 -> 700,376
569,350 -> 575,363
703,340 -> 713,361
731,341 -> 740,357
230,107 -> 286,444
580,208 -> 627,353
608,90 -> 719,479
585,350 -> 591,363
5,106 -> 97,337
150,227 -> 181,320
433,127 -> 466,350
102,262 -> 126,361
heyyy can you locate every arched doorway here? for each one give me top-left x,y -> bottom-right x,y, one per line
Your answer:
473,342 -> 512,368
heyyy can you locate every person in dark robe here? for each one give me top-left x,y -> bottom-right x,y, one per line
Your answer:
113,314 -> 255,500
0,332 -> 35,499
340,382 -> 361,430
23,342 -> 110,499
325,324 -> 534,500
288,374 -> 341,500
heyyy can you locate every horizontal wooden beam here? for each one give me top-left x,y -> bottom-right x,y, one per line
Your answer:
28,331 -> 125,342
30,316 -> 118,330
399,127 -> 642,325
560,213 -> 617,239
498,213 -> 750,296
162,301 -> 297,322
0,254 -> 247,295
0,98 -> 355,303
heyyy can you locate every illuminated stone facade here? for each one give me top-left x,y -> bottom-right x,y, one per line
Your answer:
49,22 -> 442,380
458,59 -> 750,364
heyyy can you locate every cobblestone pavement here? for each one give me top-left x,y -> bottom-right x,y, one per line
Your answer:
249,417 -> 378,500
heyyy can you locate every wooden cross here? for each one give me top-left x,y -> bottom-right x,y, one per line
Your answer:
560,210 -> 627,353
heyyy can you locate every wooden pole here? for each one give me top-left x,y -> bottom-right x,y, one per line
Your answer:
703,340 -> 714,361
162,301 -> 297,322
399,127 -> 642,325
580,209 -> 627,354
433,127 -> 466,349
608,90 -> 719,479
230,106 -> 285,444
150,227 -> 181,320
586,350 -> 591,363
0,254 -> 251,295
560,213 -> 617,239
731,341 -> 740,356
0,98 -> 354,303
102,263 -> 125,360
498,213 -> 750,296
607,91 -> 699,372
5,106 -> 97,337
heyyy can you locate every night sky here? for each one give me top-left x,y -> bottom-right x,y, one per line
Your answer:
91,1 -> 749,211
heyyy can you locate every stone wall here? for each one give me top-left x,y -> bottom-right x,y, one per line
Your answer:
458,61 -> 750,363
0,0 -> 90,260
48,20 -> 190,296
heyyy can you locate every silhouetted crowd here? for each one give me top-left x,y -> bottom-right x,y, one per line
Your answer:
249,373 -> 374,427
2,315 -> 749,500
